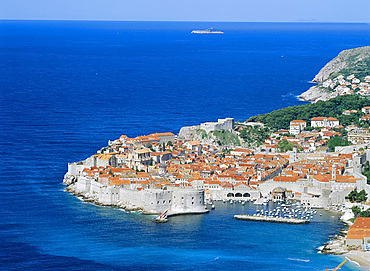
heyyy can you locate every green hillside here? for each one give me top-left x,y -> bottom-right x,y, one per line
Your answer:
247,95 -> 370,130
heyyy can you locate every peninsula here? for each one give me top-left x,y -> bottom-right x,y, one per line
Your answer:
299,46 -> 370,103
64,111 -> 370,218
63,51 -> 370,265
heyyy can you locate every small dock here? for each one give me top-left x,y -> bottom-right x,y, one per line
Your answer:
234,215 -> 310,224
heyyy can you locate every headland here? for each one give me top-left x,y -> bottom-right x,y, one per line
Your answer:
299,46 -> 370,103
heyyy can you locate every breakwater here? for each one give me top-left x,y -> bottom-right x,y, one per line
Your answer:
234,214 -> 310,224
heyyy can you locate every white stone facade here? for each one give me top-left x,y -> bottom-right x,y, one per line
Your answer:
69,176 -> 208,215
200,118 -> 234,133
289,120 -> 306,135
311,117 -> 339,128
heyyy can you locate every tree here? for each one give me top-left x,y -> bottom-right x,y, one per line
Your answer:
239,126 -> 271,147
346,189 -> 368,203
146,143 -> 154,151
327,135 -> 351,152
358,209 -> 370,218
362,161 -> 370,185
346,190 -> 358,202
352,206 -> 370,218
304,126 -> 315,131
167,141 -> 173,146
246,95 -> 370,130
276,140 -> 293,153
352,206 -> 361,217
357,189 -> 368,202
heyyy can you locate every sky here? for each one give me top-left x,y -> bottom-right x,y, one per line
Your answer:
1,0 -> 370,22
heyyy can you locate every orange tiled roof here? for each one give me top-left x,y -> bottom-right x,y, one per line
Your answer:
311,117 -> 338,121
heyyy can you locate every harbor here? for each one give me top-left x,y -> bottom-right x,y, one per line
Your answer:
233,200 -> 316,224
221,197 -> 320,222
234,214 -> 310,224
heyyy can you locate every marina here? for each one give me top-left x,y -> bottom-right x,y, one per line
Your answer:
233,199 -> 317,223
234,214 -> 310,224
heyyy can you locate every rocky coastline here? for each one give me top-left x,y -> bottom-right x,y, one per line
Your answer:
63,173 -> 209,216
64,174 -> 152,213
320,227 -> 349,255
319,214 -> 370,269
299,46 -> 370,103
298,85 -> 337,103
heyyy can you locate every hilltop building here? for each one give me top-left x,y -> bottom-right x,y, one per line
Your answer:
289,120 -> 307,135
311,117 -> 339,128
200,118 -> 234,133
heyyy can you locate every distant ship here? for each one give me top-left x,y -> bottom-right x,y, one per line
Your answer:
191,28 -> 224,34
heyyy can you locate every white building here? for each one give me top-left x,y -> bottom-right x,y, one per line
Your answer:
230,148 -> 253,157
362,106 -> 370,114
289,120 -> 307,135
126,148 -> 151,170
200,118 -> 234,133
150,132 -> 175,144
69,175 -> 208,215
311,117 -> 339,128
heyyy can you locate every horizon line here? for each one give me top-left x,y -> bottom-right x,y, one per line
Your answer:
1,19 -> 370,24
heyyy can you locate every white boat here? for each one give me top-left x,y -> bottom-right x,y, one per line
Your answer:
191,28 -> 224,34
253,198 -> 264,205
211,204 -> 215,209
153,210 -> 168,223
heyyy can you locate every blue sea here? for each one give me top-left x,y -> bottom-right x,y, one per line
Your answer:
1,21 -> 370,270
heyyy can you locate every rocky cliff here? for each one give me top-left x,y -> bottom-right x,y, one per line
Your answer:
299,46 -> 370,103
298,85 -> 338,103
178,125 -> 243,147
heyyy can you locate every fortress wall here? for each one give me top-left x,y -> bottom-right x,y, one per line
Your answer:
200,118 -> 235,133
119,189 -> 143,207
171,190 -> 207,213
75,176 -> 91,194
67,163 -> 86,176
330,190 -> 352,205
99,186 -> 120,205
90,179 -> 103,196
141,190 -> 172,213
71,177 -> 208,214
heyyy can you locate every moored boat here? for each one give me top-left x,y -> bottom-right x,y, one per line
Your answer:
153,210 -> 168,223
